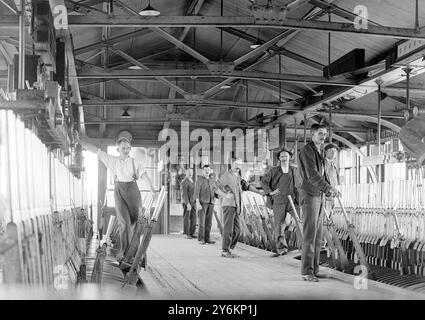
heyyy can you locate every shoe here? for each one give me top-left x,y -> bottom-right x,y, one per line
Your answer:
186,235 -> 194,239
279,248 -> 289,256
230,252 -> 239,258
302,274 -> 319,282
221,250 -> 235,258
205,240 -> 216,244
314,273 -> 329,279
199,241 -> 206,245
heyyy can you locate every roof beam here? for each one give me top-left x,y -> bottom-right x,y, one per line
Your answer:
81,98 -> 301,111
83,118 -> 260,127
76,69 -> 357,86
107,46 -> 188,96
383,86 -> 425,99
308,0 -> 381,26
150,27 -> 211,65
319,112 -> 402,132
220,27 -> 324,70
0,0 -> 18,15
74,29 -> 152,55
202,3 -> 338,99
66,16 -> 425,40
272,44 -> 425,128
285,125 -> 367,133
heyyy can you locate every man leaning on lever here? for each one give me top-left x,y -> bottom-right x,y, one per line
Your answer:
298,124 -> 340,282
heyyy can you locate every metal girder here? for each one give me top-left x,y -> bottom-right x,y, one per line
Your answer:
285,125 -> 367,133
64,0 -> 109,18
66,16 -> 425,40
114,80 -> 149,99
0,0 -> 18,14
249,80 -> 303,100
114,80 -> 167,112
0,41 -> 15,65
150,27 -> 211,65
324,113 -> 401,133
75,29 -> 152,55
163,0 -> 206,118
76,69 -> 356,86
109,47 -> 176,70
82,118 -> 260,127
316,110 -> 404,119
273,46 -> 425,129
202,3 -> 335,99
308,0 -> 381,26
107,46 -> 188,96
322,116 -> 366,142
383,86 -> 425,99
109,0 -> 210,66
81,98 -> 301,111
233,29 -> 299,66
220,27 -> 324,70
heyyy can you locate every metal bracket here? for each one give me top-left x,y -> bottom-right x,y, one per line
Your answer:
207,61 -> 235,76
183,93 -> 204,104
250,2 -> 288,23
165,113 -> 186,120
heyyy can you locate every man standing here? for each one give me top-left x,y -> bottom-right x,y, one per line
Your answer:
194,165 -> 216,245
215,158 -> 257,258
399,114 -> 425,167
298,124 -> 339,282
324,143 -> 340,216
261,148 -> 298,257
75,134 -> 156,262
181,168 -> 196,239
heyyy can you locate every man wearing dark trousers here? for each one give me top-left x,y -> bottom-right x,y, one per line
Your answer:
181,168 -> 196,239
194,165 -> 216,245
298,124 -> 339,282
215,158 -> 254,258
261,147 -> 298,257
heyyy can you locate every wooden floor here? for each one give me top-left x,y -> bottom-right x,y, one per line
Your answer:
3,233 -> 425,299
140,233 -> 425,300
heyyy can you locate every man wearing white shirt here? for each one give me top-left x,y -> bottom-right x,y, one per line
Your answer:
75,134 -> 156,262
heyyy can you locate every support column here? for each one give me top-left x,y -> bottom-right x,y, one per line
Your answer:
97,144 -> 107,235
18,0 -> 25,90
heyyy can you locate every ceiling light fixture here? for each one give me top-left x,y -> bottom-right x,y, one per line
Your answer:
251,28 -> 261,49
250,41 -> 261,49
220,84 -> 231,89
139,0 -> 160,16
128,65 -> 142,70
121,107 -> 131,118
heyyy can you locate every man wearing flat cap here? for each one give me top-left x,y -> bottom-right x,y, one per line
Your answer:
324,143 -> 340,216
261,147 -> 298,257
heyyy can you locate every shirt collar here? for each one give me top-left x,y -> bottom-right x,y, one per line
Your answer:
118,155 -> 131,161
